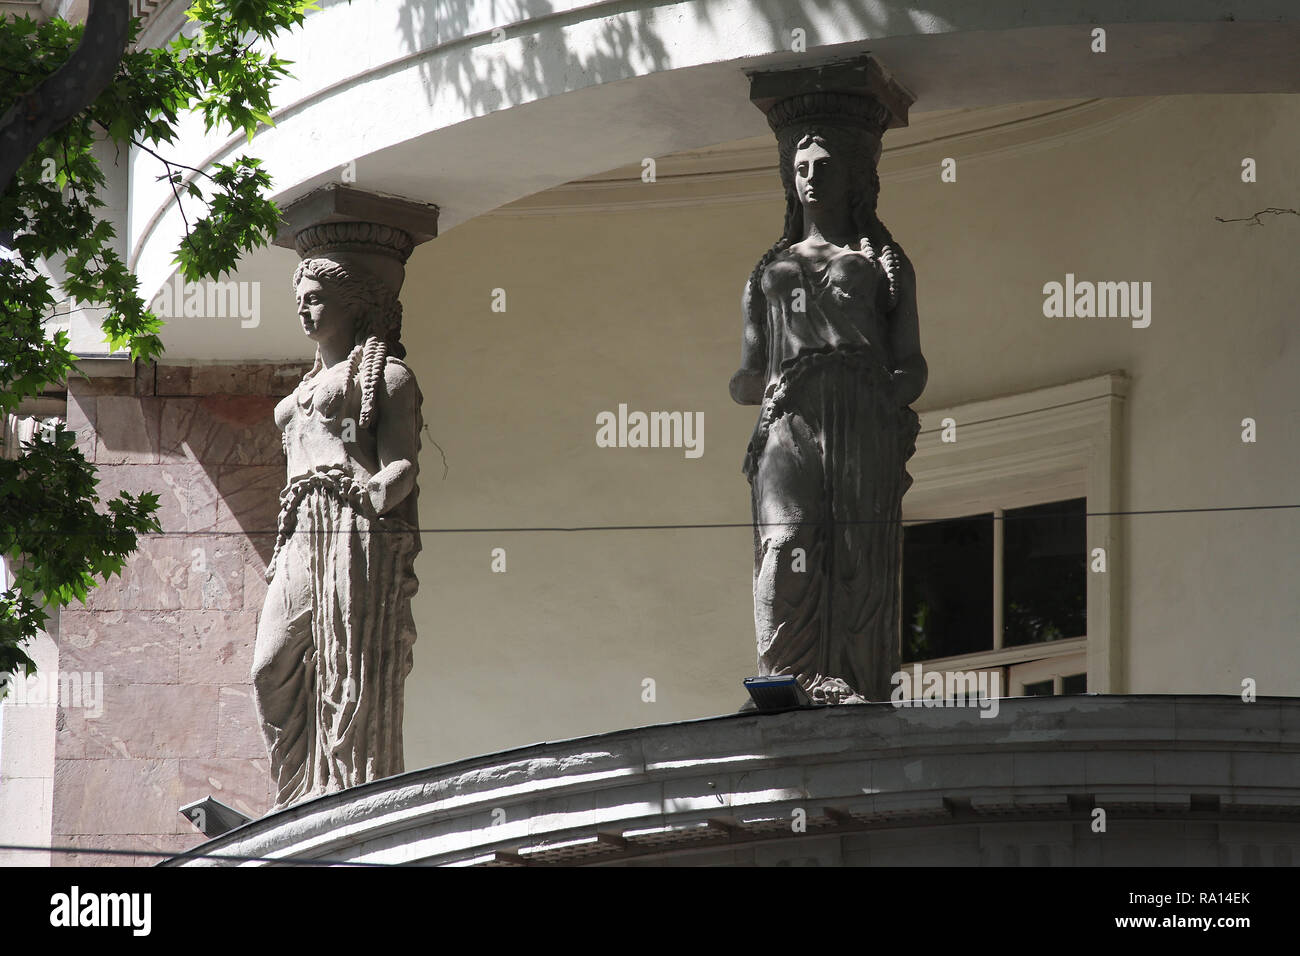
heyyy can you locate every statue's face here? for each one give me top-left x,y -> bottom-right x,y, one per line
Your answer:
295,276 -> 352,344
793,138 -> 847,212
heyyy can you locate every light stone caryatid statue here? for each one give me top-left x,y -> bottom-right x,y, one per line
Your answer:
253,205 -> 431,810
730,62 -> 926,705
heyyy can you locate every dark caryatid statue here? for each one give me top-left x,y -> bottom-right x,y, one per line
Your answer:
731,64 -> 926,704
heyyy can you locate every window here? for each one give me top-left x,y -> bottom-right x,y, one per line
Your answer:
896,373 -> 1126,696
1003,498 -> 1087,647
1008,657 -> 1089,697
902,497 -> 1087,664
901,513 -> 994,662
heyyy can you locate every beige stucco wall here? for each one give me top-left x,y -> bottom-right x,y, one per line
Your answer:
395,93 -> 1299,769
16,2 -> 1293,863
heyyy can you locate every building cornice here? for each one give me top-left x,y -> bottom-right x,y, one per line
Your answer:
171,696 -> 1300,867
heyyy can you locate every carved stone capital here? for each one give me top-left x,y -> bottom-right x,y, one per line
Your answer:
748,56 -> 914,131
274,185 -> 440,292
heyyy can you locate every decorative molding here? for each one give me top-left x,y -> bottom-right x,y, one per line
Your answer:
131,0 -> 164,19
130,0 -> 188,50
274,184 -> 440,292
749,56 -> 914,130
273,184 -> 440,254
169,697 -> 1300,867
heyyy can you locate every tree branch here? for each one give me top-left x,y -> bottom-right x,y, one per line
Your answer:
0,0 -> 131,196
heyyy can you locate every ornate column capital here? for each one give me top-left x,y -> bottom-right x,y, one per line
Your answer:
748,55 -> 914,131
274,184 -> 440,291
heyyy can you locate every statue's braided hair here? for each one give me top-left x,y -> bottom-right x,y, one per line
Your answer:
293,257 -> 406,429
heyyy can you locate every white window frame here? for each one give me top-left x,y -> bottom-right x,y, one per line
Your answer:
903,372 -> 1127,693
1008,653 -> 1090,696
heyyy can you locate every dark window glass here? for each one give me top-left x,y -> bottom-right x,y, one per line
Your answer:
1060,673 -> 1087,695
1023,679 -> 1054,697
1003,498 -> 1087,647
902,514 -> 993,662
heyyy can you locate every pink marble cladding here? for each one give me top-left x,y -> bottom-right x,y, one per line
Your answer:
52,362 -> 306,865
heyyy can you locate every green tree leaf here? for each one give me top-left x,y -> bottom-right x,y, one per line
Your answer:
0,0 -> 316,683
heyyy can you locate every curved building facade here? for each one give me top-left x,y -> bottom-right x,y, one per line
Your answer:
175,697 -> 1300,866
1,0 -> 1297,866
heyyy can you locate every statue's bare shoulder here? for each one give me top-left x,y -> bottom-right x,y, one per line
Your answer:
382,356 -> 418,403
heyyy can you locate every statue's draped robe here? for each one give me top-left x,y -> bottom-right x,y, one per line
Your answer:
255,359 -> 421,809
743,248 -> 919,701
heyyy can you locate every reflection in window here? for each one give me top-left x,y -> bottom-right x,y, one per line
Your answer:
902,514 -> 993,663
1003,498 -> 1087,647
1061,673 -> 1087,695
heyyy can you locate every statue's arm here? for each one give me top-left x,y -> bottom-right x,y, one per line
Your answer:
888,252 -> 927,407
729,276 -> 766,405
367,361 -> 420,515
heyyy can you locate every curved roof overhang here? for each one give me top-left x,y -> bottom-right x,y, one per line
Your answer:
123,1 -> 1300,359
